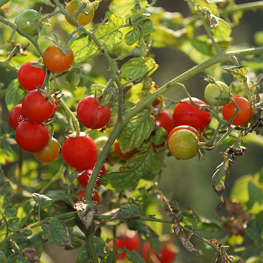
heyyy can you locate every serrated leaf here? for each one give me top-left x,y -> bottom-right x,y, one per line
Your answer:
7,217 -> 22,232
224,66 -> 248,82
152,127 -> 167,146
126,250 -> 145,263
118,110 -> 155,153
93,237 -> 112,258
142,19 -> 155,35
68,171 -> 83,184
5,79 -> 25,111
31,193 -> 52,209
41,218 -> 68,246
211,18 -> 231,41
3,205 -> 17,218
110,204 -> 141,220
76,244 -> 90,263
125,27 -> 140,46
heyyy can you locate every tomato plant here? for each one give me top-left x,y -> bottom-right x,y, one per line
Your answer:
77,96 -> 111,129
155,109 -> 175,136
15,120 -> 49,152
61,135 -> 97,169
8,104 -> 25,130
43,44 -> 74,73
15,9 -> 41,36
222,96 -> 253,126
74,189 -> 100,205
18,62 -> 46,91
204,81 -> 230,106
22,89 -> 54,123
65,0 -> 95,27
114,140 -> 138,160
33,138 -> 60,163
167,126 -> 198,160
76,161 -> 106,188
172,98 -> 211,132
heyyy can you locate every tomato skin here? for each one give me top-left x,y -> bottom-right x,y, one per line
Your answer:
65,0 -> 95,27
167,125 -> 198,141
76,161 -> 106,188
204,81 -> 229,106
172,98 -> 211,132
61,135 -> 97,169
43,45 -> 74,73
15,9 -> 41,36
22,90 -> 54,123
15,120 -> 49,153
222,96 -> 253,126
33,138 -> 60,163
155,109 -> 175,136
18,62 -> 46,91
8,104 -> 25,130
167,127 -> 198,160
114,141 -> 138,161
77,96 -> 111,129
74,189 -> 100,205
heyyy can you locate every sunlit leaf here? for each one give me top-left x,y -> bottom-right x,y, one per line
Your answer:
31,193 -> 52,209
224,66 -> 248,82
211,18 -> 231,41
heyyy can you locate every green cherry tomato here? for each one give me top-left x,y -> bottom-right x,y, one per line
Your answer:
167,127 -> 198,160
65,0 -> 95,27
204,81 -> 230,106
15,9 -> 41,36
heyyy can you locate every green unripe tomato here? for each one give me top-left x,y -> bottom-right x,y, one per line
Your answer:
167,129 -> 198,160
204,81 -> 229,106
15,9 -> 41,36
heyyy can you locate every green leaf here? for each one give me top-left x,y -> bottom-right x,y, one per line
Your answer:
195,0 -> 219,16
111,204 -> 141,219
68,171 -> 83,184
93,237 -> 112,259
224,66 -> 248,82
152,127 -> 167,146
125,250 -> 145,263
118,110 -> 155,153
41,218 -> 68,246
7,217 -> 22,232
31,193 -> 52,209
76,244 -> 90,263
142,19 -> 155,35
247,181 -> 263,213
120,57 -> 150,79
125,9 -> 144,24
125,27 -> 140,46
211,18 -> 231,41
0,169 -> 4,184
3,205 -> 17,218
5,79 -> 25,111
0,0 -> 9,8
0,250 -> 6,263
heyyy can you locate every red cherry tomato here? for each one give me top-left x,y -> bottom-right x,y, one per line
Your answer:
18,61 -> 46,91
8,104 -> 25,130
155,109 -> 175,136
222,96 -> 253,126
65,0 -> 95,27
15,120 -> 49,152
22,90 -> 54,123
114,141 -> 138,161
61,135 -> 97,169
77,96 -> 111,129
33,138 -> 60,163
74,189 -> 100,205
76,161 -> 106,188
43,45 -> 74,73
115,231 -> 140,259
172,98 -> 211,132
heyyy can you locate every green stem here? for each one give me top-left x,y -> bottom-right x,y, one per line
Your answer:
84,226 -> 98,263
16,148 -> 23,194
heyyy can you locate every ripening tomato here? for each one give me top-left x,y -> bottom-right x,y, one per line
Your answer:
33,138 -> 60,163
65,0 -> 95,27
222,96 -> 253,126
18,62 -> 46,91
77,96 -> 111,129
76,161 -> 106,188
74,189 -> 100,205
22,89 -> 54,123
114,141 -> 138,161
155,109 -> 175,136
61,135 -> 97,169
8,104 -> 25,130
167,126 -> 198,160
43,45 -> 74,73
15,120 -> 49,152
172,98 -> 211,132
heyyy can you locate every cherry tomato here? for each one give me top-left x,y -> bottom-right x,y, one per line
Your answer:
15,120 -> 49,153
18,62 -> 46,91
115,231 -> 140,259
65,0 -> 95,27
77,96 -> 111,129
94,136 -> 108,159
8,104 -> 25,130
155,109 -> 175,136
114,141 -> 138,161
61,134 -> 97,169
22,90 -> 54,123
222,96 -> 253,126
33,138 -> 60,163
15,9 -> 41,36
167,126 -> 198,160
43,45 -> 74,73
74,189 -> 100,205
204,81 -> 230,106
76,161 -> 106,188
172,98 -> 211,132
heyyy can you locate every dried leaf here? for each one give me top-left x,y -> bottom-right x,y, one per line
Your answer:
74,202 -> 97,229
22,247 -> 41,263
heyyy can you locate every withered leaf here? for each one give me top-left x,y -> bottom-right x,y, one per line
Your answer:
74,202 -> 97,229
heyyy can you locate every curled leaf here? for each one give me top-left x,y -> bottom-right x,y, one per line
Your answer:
74,202 -> 97,229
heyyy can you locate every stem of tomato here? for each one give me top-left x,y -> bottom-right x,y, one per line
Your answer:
16,148 -> 24,195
